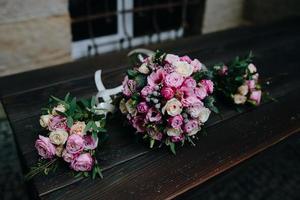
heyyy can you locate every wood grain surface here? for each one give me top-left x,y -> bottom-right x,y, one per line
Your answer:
1,18 -> 300,200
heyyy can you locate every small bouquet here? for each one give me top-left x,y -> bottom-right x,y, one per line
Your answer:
212,53 -> 262,106
26,94 -> 107,179
119,51 -> 217,154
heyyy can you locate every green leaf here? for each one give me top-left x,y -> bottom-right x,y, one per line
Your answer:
64,93 -> 70,102
127,69 -> 139,78
169,142 -> 176,155
67,116 -> 74,128
84,121 -> 93,132
91,96 -> 96,108
75,172 -> 83,178
50,95 -> 64,103
134,74 -> 147,88
69,97 -> 77,115
83,172 -> 89,177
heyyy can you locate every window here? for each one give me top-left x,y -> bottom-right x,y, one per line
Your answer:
69,0 -> 203,59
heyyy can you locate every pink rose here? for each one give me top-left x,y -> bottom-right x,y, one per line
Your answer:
168,115 -> 183,128
35,135 -> 56,159
171,134 -> 184,143
191,59 -> 202,72
219,65 -> 228,76
122,76 -> 136,96
247,80 -> 256,91
200,80 -> 214,94
163,63 -> 175,73
194,87 -> 207,100
137,102 -> 149,113
165,54 -> 179,64
83,135 -> 98,150
180,55 -> 192,63
70,153 -> 93,172
141,85 -> 154,97
183,120 -> 199,135
147,68 -> 166,87
164,72 -> 184,88
181,96 -> 202,107
66,134 -> 84,154
146,107 -> 162,122
252,73 -> 259,82
249,90 -> 262,105
132,115 -> 146,133
179,86 -> 195,97
48,115 -> 68,131
62,149 -> 78,163
183,77 -> 197,88
161,87 -> 174,100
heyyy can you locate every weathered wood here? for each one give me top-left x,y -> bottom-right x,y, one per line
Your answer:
1,18 -> 300,199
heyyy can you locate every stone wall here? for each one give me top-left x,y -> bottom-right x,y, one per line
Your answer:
0,0 -> 71,77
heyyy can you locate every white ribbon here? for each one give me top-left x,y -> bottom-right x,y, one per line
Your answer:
94,69 -> 122,115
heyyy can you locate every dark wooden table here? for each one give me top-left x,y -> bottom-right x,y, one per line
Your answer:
1,18 -> 300,200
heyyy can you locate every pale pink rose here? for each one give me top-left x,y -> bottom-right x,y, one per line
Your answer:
190,59 -> 202,72
83,135 -> 98,150
137,102 -> 149,113
246,80 -> 256,90
141,85 -> 154,97
180,55 -> 192,63
48,116 -> 68,131
183,77 -> 197,88
219,65 -> 228,76
147,68 -> 166,87
181,96 -> 202,107
183,120 -> 199,135
70,121 -> 86,136
187,103 -> 203,118
146,107 -> 162,122
168,115 -> 183,128
165,54 -> 179,64
200,79 -> 214,94
66,134 -> 84,154
62,149 -> 78,163
70,153 -> 93,172
161,87 -> 174,100
171,134 -> 184,143
249,90 -> 262,105
122,76 -> 136,97
132,115 -> 146,133
162,98 -> 182,116
194,87 -> 207,100
35,135 -> 56,159
147,126 -> 163,141
164,72 -> 184,88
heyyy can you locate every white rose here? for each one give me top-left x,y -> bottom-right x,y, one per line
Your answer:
70,121 -> 86,135
233,94 -> 247,104
39,114 -> 52,128
187,103 -> 203,118
49,130 -> 68,145
119,98 -> 128,114
174,61 -> 193,77
162,98 -> 182,116
52,104 -> 66,115
198,107 -> 211,124
237,84 -> 248,96
248,63 -> 257,73
166,128 -> 182,137
55,145 -> 64,157
125,99 -> 137,116
138,63 -> 150,74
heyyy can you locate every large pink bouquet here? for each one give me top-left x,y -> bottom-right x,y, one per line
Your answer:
120,51 -> 217,154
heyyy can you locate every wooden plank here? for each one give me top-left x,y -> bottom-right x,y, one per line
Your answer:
42,86 -> 300,200
1,19 -> 299,198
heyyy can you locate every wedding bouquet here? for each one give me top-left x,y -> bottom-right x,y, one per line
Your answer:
119,51 -> 217,154
212,53 -> 262,106
26,94 -> 106,179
